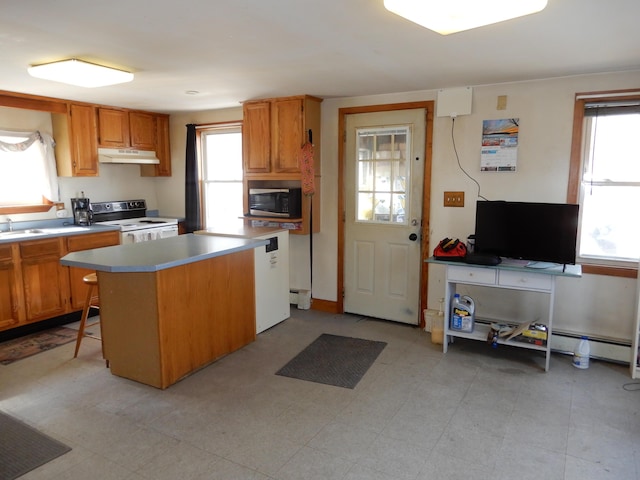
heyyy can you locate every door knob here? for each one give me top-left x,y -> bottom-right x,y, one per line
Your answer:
409,233 -> 418,241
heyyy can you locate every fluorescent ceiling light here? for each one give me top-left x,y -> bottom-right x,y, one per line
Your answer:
383,0 -> 548,35
27,58 -> 134,88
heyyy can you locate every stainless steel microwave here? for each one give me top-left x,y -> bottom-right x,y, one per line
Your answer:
249,188 -> 302,218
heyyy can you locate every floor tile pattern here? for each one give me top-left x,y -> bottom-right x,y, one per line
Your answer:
1,310 -> 638,479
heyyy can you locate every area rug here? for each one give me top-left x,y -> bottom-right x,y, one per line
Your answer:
276,334 -> 387,389
0,411 -> 71,480
0,327 -> 77,366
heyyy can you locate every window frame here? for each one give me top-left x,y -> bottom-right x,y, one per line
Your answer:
196,121 -> 244,228
568,88 -> 640,278
0,92 -> 67,215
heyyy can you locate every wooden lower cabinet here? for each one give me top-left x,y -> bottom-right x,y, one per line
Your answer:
0,244 -> 24,330
66,231 -> 120,310
20,238 -> 70,321
0,230 -> 121,333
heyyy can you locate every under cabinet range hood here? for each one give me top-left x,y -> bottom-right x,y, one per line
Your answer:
98,148 -> 160,164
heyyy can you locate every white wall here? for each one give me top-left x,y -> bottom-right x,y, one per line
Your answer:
163,71 -> 640,342
317,71 -> 640,342
5,70 -> 639,343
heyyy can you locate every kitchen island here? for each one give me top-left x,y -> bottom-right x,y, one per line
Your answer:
60,234 -> 268,389
196,222 -> 291,334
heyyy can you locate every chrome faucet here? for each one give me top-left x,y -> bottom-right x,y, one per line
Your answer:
6,217 -> 12,232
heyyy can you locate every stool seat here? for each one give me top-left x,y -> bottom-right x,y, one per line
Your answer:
74,272 -> 108,366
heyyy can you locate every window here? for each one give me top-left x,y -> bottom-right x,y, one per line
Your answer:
0,130 -> 59,209
198,123 -> 243,227
568,90 -> 640,276
355,126 -> 409,224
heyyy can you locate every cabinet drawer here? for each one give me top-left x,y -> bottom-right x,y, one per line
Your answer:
498,270 -> 552,291
448,265 -> 497,285
67,231 -> 120,251
20,238 -> 61,258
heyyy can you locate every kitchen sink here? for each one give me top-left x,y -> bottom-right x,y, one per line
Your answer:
0,228 -> 47,237
0,226 -> 90,239
41,226 -> 91,234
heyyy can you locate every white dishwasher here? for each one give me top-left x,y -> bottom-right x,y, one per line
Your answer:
195,226 -> 290,333
253,230 -> 290,333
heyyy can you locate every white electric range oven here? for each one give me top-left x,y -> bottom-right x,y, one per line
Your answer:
91,199 -> 179,244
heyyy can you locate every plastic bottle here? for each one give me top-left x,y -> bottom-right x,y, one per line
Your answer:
573,336 -> 590,369
450,294 -> 475,333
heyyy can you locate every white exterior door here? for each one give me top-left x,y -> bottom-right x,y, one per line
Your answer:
344,109 -> 426,324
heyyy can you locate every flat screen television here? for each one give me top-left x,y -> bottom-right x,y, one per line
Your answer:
474,201 -> 579,265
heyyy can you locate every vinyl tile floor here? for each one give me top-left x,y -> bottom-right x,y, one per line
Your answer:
1,309 -> 639,480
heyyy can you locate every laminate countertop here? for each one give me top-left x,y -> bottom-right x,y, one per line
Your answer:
195,223 -> 288,239
60,233 -> 268,273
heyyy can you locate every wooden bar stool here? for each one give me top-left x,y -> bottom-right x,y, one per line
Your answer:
73,273 -> 108,366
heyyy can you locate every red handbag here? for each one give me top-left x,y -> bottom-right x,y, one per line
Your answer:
434,238 -> 467,260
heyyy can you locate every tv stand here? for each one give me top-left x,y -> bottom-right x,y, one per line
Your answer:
428,258 -> 582,371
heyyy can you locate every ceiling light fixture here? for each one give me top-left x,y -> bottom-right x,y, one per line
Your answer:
383,0 -> 548,35
27,58 -> 134,88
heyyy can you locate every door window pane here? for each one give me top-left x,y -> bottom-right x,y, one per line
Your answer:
355,127 -> 409,224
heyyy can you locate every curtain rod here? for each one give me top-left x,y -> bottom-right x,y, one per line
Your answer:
195,121 -> 241,130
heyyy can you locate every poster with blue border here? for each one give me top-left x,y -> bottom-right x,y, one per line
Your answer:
480,118 -> 519,171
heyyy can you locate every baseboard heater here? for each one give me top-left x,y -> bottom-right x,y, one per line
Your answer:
289,289 -> 311,310
550,329 -> 631,364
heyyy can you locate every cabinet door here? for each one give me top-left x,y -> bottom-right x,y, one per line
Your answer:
69,104 -> 98,176
129,112 -> 156,150
66,232 -> 120,310
20,239 -> 69,321
272,98 -> 303,173
97,108 -> 130,147
140,115 -> 171,177
0,244 -> 24,330
243,102 -> 271,173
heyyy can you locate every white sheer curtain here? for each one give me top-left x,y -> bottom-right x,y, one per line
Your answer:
0,130 -> 59,204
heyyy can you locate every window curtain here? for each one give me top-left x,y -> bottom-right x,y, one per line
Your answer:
184,124 -> 201,233
0,130 -> 59,203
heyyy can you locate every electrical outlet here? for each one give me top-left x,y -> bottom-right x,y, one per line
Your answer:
444,191 -> 465,207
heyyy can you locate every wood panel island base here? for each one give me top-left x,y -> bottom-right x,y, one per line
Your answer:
61,234 -> 267,389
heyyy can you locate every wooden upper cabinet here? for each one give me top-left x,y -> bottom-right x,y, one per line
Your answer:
141,115 -> 171,177
129,112 -> 156,150
243,101 -> 271,173
242,95 -> 321,177
52,103 -> 99,177
272,98 -> 305,173
97,108 -> 156,151
1,90 -> 172,178
97,108 -> 130,147
241,95 -> 322,235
